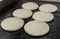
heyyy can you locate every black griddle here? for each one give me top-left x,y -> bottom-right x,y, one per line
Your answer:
0,0 -> 60,39
0,0 -> 18,11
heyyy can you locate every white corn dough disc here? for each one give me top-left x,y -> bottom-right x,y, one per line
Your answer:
24,21 -> 49,36
22,2 -> 38,10
13,9 -> 32,19
1,17 -> 24,31
39,4 -> 57,12
32,11 -> 54,22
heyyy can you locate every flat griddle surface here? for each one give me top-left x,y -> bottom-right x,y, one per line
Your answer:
0,0 -> 60,39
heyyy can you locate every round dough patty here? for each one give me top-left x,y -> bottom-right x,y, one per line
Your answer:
39,4 -> 57,12
32,11 -> 54,22
22,2 -> 38,10
1,17 -> 24,31
13,9 -> 32,19
24,21 -> 49,36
